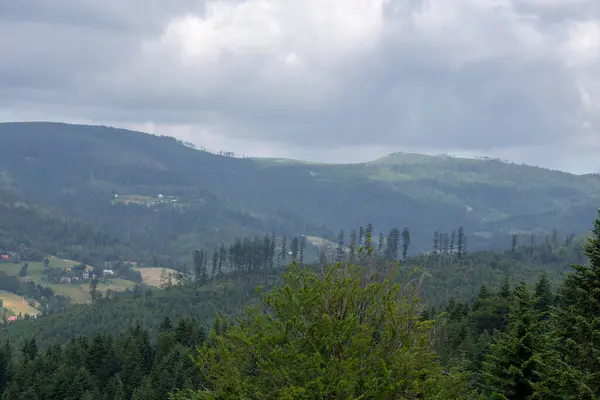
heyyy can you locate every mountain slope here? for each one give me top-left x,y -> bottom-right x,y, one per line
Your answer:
0,122 -> 598,259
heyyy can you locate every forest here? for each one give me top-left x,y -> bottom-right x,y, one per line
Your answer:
0,211 -> 596,398
0,123 -> 599,398
1,122 -> 600,266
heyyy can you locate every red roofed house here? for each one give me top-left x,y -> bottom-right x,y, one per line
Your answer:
0,255 -> 9,261
7,316 -> 17,323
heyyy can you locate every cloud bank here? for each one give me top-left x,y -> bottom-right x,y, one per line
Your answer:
1,0 -> 599,172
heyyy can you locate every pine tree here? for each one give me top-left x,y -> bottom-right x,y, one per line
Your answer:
218,243 -> 226,277
499,277 -> 511,299
290,237 -> 299,260
132,376 -> 156,400
349,229 -> 357,261
402,227 -> 411,260
533,273 -> 553,314
159,316 -> 173,333
280,236 -> 288,266
511,234 -> 518,253
336,230 -> 345,262
542,210 -> 600,399
211,250 -> 218,281
89,278 -> 99,302
433,231 -> 440,254
483,283 -> 545,400
299,235 -> 306,264
386,228 -> 400,260
457,226 -> 465,257
103,374 -> 126,400
364,223 -> 373,248
192,250 -> 203,291
377,232 -> 385,256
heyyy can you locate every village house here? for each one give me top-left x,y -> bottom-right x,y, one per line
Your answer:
103,269 -> 115,276
60,277 -> 71,284
7,316 -> 17,323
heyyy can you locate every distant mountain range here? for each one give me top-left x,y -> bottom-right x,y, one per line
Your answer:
0,121 -> 598,265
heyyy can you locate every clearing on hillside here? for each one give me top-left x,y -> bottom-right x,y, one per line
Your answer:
134,267 -> 179,287
0,256 -> 137,304
0,290 -> 40,316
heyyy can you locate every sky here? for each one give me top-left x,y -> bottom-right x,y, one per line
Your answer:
1,0 -> 599,173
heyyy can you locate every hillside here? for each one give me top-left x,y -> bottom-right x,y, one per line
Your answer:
1,122 -> 599,263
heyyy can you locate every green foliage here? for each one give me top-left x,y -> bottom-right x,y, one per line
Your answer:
0,321 -> 204,399
482,283 -> 546,399
539,210 -> 600,399
171,262 -> 477,399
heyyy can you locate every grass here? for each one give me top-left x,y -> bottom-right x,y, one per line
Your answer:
0,290 -> 40,316
0,257 -> 137,304
114,194 -> 155,205
45,279 -> 137,304
134,267 -> 179,287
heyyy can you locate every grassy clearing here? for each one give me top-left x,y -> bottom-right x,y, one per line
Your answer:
0,257 -> 136,304
0,290 -> 40,316
45,279 -> 137,304
114,194 -> 155,205
134,267 -> 178,287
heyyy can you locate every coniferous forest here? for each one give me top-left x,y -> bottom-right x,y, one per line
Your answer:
0,211 -> 597,398
0,124 -> 599,398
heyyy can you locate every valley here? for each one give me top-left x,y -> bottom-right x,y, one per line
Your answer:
0,122 -> 598,399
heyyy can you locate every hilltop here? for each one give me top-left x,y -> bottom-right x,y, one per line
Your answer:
0,122 -> 599,264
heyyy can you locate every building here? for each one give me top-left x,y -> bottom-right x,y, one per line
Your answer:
7,316 -> 17,323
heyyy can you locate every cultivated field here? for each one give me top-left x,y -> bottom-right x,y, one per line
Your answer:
0,290 -> 40,316
134,267 -> 179,287
0,256 -> 137,304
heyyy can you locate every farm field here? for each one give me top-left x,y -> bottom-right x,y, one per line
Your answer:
44,279 -> 137,304
0,257 -> 137,304
134,267 -> 179,287
0,290 -> 40,316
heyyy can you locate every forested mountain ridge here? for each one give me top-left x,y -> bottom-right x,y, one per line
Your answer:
1,122 -> 599,264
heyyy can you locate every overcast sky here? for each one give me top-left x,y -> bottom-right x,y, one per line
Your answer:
1,0 -> 599,173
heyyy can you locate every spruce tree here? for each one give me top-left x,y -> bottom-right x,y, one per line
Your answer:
483,283 -> 545,400
290,237 -> 299,261
457,226 -> 465,257
386,228 -> 400,260
376,232 -> 384,257
364,223 -> 373,248
542,210 -> 600,399
336,230 -> 345,262
401,227 -> 411,260
349,229 -> 357,261
533,273 -> 553,314
433,231 -> 440,254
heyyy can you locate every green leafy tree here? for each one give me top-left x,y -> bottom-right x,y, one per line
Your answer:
171,262 -> 476,400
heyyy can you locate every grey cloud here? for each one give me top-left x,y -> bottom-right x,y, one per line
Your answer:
1,0 -> 599,172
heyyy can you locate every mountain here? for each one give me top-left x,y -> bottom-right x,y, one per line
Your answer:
0,122 -> 599,265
